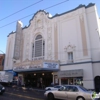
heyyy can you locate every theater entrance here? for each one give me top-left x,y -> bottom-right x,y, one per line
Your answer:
23,72 -> 53,88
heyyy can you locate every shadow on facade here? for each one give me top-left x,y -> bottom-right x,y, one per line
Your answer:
94,76 -> 100,93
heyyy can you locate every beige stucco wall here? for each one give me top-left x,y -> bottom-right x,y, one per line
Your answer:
86,6 -> 100,61
4,33 -> 15,70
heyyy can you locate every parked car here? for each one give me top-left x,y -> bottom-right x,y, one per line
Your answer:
44,85 -> 99,100
45,85 -> 63,91
0,84 -> 5,95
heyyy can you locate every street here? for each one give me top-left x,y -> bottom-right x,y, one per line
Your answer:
1,86 -> 100,100
0,86 -> 45,100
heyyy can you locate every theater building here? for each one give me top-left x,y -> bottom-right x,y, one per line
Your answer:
4,3 -> 100,90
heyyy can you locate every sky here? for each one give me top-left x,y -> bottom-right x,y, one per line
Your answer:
0,0 -> 100,53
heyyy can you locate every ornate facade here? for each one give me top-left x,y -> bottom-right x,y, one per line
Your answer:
4,3 -> 100,90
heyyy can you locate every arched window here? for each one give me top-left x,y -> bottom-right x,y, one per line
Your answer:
32,35 -> 45,59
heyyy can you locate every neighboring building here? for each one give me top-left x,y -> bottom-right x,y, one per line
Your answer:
0,54 -> 5,71
4,3 -> 100,91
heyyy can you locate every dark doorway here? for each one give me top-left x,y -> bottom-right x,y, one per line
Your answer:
24,72 -> 53,88
94,76 -> 100,93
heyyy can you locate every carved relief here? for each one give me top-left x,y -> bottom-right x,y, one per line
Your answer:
25,34 -> 30,59
34,12 -> 45,30
31,11 -> 52,60
37,19 -> 42,28
47,26 -> 52,60
64,43 -> 76,52
14,33 -> 21,60
54,23 -> 58,60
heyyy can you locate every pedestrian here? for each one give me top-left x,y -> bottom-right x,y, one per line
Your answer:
37,82 -> 39,88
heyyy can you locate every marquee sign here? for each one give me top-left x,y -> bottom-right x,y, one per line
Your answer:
43,62 -> 59,69
13,60 -> 59,72
13,65 -> 42,71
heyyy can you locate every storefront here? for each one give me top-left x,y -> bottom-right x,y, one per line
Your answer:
57,69 -> 83,86
13,60 -> 59,88
23,71 -> 53,88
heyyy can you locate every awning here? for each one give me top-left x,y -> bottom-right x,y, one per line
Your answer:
13,68 -> 59,72
58,69 -> 83,78
5,70 -> 18,76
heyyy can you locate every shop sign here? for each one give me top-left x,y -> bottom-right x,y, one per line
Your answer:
43,62 -> 59,69
58,69 -> 83,77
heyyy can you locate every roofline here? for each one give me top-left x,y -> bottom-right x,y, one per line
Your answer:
7,31 -> 16,37
8,3 -> 95,36
22,3 -> 95,30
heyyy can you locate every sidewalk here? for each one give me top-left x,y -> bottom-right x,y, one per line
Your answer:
11,85 -> 45,92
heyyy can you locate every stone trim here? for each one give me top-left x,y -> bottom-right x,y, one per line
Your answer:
60,61 -> 100,66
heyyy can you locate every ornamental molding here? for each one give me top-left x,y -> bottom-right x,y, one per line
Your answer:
47,26 -> 52,59
64,43 -> 76,52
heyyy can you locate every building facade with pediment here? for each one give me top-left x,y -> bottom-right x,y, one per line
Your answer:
4,3 -> 100,90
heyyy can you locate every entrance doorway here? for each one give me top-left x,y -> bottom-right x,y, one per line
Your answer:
94,76 -> 100,93
24,72 -> 53,88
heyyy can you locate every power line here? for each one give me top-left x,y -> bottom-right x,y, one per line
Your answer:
0,0 -> 43,22
0,0 -> 69,28
43,0 -> 69,10
0,50 -> 4,54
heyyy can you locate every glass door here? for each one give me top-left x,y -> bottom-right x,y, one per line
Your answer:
68,78 -> 73,85
61,78 -> 68,85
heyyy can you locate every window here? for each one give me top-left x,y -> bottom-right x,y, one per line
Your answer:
59,86 -> 66,91
68,52 -> 73,63
54,85 -> 61,88
65,86 -> 73,91
79,86 -> 88,92
32,35 -> 45,59
73,87 -> 78,92
65,86 -> 78,92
